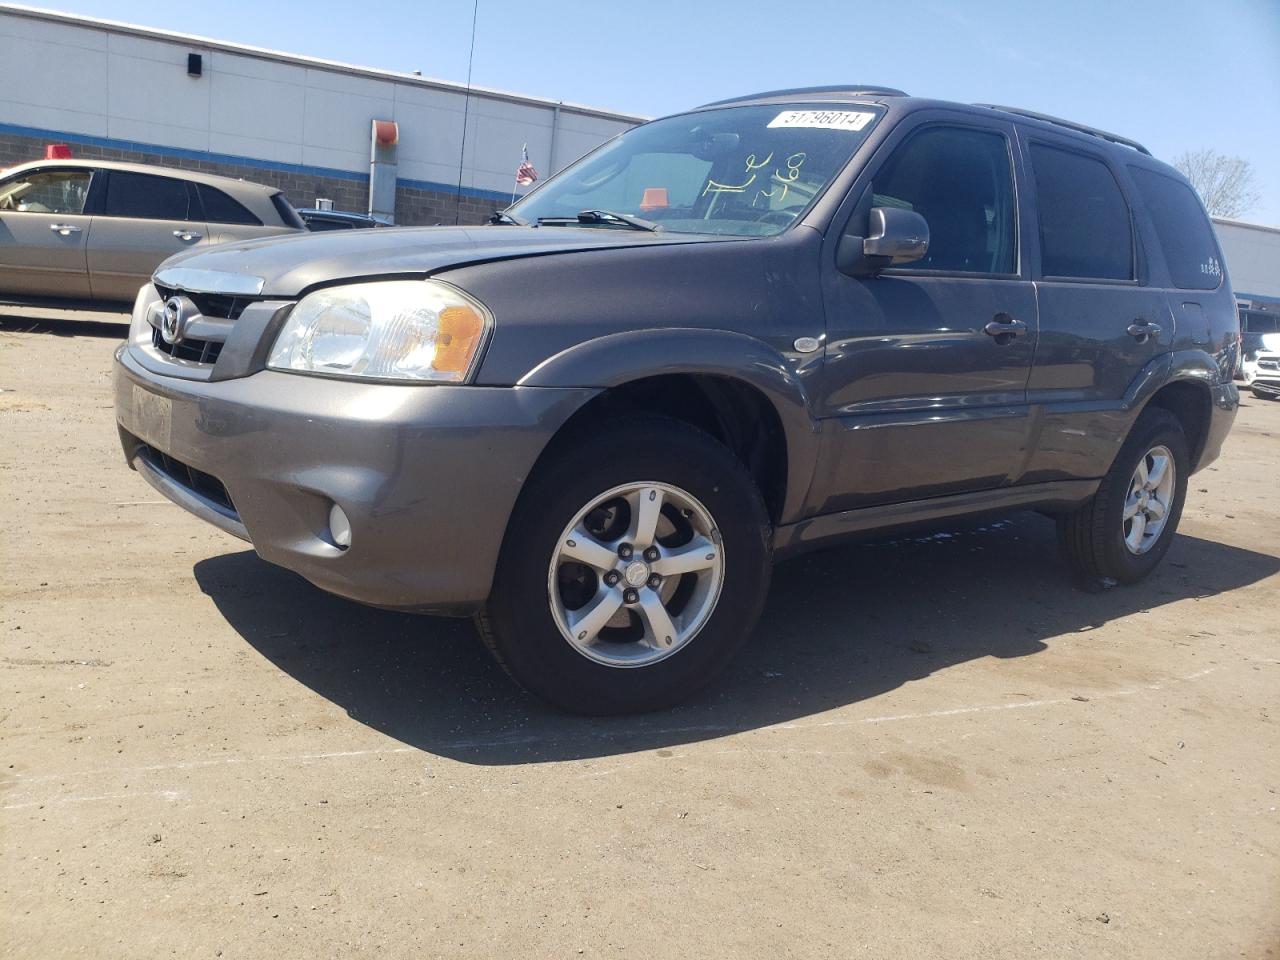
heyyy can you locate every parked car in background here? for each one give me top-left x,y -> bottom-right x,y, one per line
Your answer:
1242,333 -> 1280,400
0,159 -> 304,304
114,86 -> 1239,714
297,207 -> 390,231
1240,309 -> 1280,366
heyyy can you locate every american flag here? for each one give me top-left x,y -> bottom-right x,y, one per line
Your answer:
515,144 -> 539,186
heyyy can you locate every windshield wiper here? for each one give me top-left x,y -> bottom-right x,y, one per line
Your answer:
487,210 -> 527,225
536,209 -> 661,232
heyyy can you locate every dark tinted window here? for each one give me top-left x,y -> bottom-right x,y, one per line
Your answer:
1030,144 -> 1132,280
872,126 -> 1016,274
103,171 -> 191,220
303,216 -> 355,231
197,184 -> 261,225
1243,312 -> 1279,335
1129,166 -> 1222,290
270,193 -> 306,229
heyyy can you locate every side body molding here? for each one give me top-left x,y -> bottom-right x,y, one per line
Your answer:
518,327 -> 823,524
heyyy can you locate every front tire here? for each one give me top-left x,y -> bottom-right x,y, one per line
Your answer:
478,417 -> 772,714
1252,387 -> 1278,401
1058,407 -> 1189,585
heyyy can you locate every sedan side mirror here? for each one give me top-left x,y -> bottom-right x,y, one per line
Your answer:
837,206 -> 930,276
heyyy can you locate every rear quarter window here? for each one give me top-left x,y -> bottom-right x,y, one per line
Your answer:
270,193 -> 306,230
197,184 -> 262,225
1128,166 -> 1223,290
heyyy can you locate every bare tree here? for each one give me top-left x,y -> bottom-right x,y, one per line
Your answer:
1173,149 -> 1260,219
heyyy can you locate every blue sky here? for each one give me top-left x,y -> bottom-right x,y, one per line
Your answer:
31,0 -> 1280,223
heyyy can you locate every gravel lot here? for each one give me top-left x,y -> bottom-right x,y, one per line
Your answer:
2,311 -> 1278,959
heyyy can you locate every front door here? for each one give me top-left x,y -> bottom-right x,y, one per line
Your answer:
0,166 -> 95,299
815,117 -> 1037,513
87,170 -> 208,302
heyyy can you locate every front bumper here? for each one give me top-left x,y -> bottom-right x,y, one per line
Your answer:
114,345 -> 596,613
1250,355 -> 1280,396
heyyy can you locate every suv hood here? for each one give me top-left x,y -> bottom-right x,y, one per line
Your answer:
155,225 -> 721,298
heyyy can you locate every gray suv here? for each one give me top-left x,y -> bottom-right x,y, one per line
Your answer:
113,87 -> 1240,713
0,159 -> 303,303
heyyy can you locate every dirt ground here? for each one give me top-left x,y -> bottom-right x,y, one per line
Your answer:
2,310 -> 1278,960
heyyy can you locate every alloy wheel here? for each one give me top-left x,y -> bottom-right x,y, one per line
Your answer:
547,482 -> 725,667
1122,445 -> 1176,555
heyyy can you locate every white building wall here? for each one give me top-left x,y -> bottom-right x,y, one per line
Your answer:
1215,218 -> 1280,303
0,5 -> 644,201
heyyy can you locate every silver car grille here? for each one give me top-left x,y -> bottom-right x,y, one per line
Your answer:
149,322 -> 225,364
129,277 -> 293,382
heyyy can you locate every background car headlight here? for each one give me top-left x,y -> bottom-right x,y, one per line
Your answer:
267,279 -> 490,382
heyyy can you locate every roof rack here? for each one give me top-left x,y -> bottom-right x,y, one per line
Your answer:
976,104 -> 1151,155
701,85 -> 908,108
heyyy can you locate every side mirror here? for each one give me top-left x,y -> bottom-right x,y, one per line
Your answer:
837,206 -> 930,276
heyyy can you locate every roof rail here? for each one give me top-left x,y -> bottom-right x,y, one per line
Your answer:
701,85 -> 908,108
976,104 -> 1151,155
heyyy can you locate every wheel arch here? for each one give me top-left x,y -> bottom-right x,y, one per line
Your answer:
518,329 -> 821,525
1125,350 -> 1219,473
1143,379 -> 1213,471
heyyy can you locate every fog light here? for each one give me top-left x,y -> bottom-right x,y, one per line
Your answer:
329,503 -> 352,549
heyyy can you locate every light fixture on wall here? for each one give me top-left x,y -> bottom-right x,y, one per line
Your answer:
187,53 -> 203,78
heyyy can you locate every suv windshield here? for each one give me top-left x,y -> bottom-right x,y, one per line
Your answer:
510,104 -> 884,237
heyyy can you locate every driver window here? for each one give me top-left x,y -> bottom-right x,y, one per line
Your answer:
0,169 -> 92,216
872,126 -> 1016,274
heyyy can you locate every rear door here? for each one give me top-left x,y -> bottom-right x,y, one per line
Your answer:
86,170 -> 209,302
815,113 -> 1038,512
1019,135 -> 1171,483
0,166 -> 95,298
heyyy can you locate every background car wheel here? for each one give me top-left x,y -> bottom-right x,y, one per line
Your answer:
1058,407 -> 1189,585
1252,387 -> 1278,401
477,416 -> 772,714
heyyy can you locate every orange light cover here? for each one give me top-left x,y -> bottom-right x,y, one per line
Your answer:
433,305 -> 485,373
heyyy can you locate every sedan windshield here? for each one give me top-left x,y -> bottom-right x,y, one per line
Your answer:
509,104 -> 884,237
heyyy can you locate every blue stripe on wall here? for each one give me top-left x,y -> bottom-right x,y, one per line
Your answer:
0,121 -> 514,204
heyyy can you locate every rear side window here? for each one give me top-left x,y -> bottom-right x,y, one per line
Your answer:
197,184 -> 261,225
103,171 -> 191,220
1128,167 -> 1222,290
872,126 -> 1017,274
1030,144 -> 1132,281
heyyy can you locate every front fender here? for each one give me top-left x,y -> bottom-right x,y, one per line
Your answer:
518,327 -> 822,524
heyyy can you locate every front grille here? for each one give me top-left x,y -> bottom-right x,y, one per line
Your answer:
151,324 -> 224,364
154,284 -> 252,321
1259,359 -> 1279,371
140,446 -> 237,515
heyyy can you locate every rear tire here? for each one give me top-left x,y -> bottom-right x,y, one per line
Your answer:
478,416 -> 772,714
1058,407 -> 1189,585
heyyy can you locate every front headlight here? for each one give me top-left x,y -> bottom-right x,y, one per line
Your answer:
267,279 -> 491,382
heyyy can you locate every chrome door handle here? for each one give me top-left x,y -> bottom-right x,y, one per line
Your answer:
1127,320 -> 1162,342
49,223 -> 81,235
984,314 -> 1028,339
173,229 -> 202,242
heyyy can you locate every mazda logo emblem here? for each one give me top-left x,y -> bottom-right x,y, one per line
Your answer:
161,297 -> 188,345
